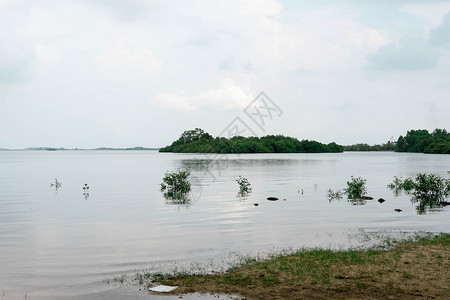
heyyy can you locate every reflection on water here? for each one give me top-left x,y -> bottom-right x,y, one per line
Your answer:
163,190 -> 192,206
411,195 -> 448,215
387,173 -> 450,214
0,151 -> 449,299
161,172 -> 203,206
347,198 -> 367,206
179,158 -> 316,170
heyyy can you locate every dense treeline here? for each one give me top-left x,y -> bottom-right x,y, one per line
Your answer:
396,128 -> 450,154
159,128 -> 344,153
344,143 -> 396,152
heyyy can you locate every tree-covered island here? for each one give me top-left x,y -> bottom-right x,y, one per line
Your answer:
159,128 -> 344,153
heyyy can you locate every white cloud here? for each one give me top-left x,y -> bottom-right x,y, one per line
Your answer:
400,2 -> 450,31
95,46 -> 162,79
155,78 -> 252,112
0,30 -> 36,83
0,0 -> 448,148
215,4 -> 389,73
366,38 -> 438,71
428,12 -> 450,47
219,0 -> 282,18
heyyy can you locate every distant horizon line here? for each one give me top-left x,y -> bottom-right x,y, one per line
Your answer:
0,146 -> 161,151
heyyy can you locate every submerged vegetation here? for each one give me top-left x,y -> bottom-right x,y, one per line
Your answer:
135,233 -> 450,300
159,128 -> 344,153
236,176 -> 252,196
327,176 -> 368,203
387,176 -> 415,193
412,173 -> 450,201
160,169 -> 192,201
326,172 -> 450,212
388,173 -> 450,201
50,178 -> 62,190
82,183 -> 90,200
343,176 -> 367,199
327,189 -> 343,201
388,172 -> 450,214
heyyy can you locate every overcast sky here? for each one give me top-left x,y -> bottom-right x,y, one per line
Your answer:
1,0 -> 449,149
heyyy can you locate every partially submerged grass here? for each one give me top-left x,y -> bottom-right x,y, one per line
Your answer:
141,233 -> 449,299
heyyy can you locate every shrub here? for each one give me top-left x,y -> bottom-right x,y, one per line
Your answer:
413,173 -> 450,201
236,176 -> 252,195
161,169 -> 191,198
387,176 -> 414,191
343,176 -> 367,199
388,173 -> 450,214
327,188 -> 343,201
389,173 -> 450,202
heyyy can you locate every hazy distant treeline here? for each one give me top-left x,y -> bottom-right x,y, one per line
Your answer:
344,128 -> 449,154
344,143 -> 396,152
159,128 -> 344,153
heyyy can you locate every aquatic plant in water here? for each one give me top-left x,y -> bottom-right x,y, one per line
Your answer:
327,188 -> 343,201
50,178 -> 62,189
388,173 -> 450,201
161,169 -> 191,201
387,176 -> 414,195
388,173 -> 450,214
343,176 -> 367,199
236,176 -> 252,196
413,173 -> 450,201
82,183 -> 90,200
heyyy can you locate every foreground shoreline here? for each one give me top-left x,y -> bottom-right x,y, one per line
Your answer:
144,233 -> 449,299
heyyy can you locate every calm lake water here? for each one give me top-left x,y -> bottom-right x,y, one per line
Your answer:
0,151 -> 449,299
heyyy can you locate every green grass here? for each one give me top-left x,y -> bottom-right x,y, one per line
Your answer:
127,233 -> 450,299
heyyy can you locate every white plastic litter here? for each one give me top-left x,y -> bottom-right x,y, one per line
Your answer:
149,285 -> 178,292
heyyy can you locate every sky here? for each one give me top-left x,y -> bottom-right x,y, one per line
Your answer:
1,0 -> 449,149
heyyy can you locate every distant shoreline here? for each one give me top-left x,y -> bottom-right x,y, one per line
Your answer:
0,147 -> 160,151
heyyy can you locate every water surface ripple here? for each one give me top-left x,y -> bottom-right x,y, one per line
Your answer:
0,151 -> 449,298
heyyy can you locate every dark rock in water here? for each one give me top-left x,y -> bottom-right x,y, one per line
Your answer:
378,198 -> 386,203
254,203 -> 259,206
440,201 -> 450,206
267,197 -> 279,201
394,209 -> 402,212
361,196 -> 373,200
283,198 -> 286,201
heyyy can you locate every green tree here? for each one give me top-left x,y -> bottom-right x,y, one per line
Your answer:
396,128 -> 449,154
160,128 -> 344,154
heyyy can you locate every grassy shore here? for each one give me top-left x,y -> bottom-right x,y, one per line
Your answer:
141,233 -> 449,299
